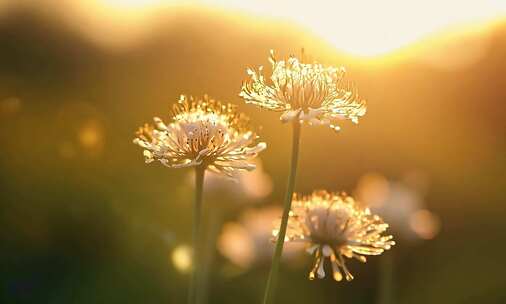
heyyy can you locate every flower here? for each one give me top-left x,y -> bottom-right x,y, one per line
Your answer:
133,95 -> 266,176
240,50 -> 366,131
218,206 -> 303,269
354,172 -> 441,240
277,191 -> 394,281
188,159 -> 273,201
409,209 -> 441,240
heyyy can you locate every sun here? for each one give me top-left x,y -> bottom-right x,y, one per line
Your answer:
206,0 -> 506,57
69,0 -> 506,56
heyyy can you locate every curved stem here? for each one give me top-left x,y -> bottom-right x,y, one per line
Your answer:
189,165 -> 205,304
263,121 -> 301,304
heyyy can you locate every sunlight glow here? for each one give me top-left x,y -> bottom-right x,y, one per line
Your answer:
206,0 -> 506,56
64,0 -> 180,50
171,244 -> 192,273
60,0 -> 506,56
102,0 -> 167,9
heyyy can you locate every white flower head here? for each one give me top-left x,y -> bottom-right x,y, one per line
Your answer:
240,50 -> 366,132
277,191 -> 395,281
133,95 -> 266,176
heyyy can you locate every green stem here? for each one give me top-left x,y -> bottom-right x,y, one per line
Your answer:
189,165 -> 205,304
377,253 -> 394,304
262,121 -> 301,304
198,204 -> 224,304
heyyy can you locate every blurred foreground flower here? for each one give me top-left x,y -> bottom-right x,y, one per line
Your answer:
355,172 -> 441,240
187,159 -> 272,201
218,206 -> 302,269
278,191 -> 395,281
240,50 -> 366,131
133,95 -> 266,176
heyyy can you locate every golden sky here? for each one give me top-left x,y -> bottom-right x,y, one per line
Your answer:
92,0 -> 506,56
2,0 -> 505,57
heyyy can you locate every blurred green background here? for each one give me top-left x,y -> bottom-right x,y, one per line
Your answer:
0,1 -> 505,303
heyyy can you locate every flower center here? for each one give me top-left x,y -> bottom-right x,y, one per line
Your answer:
272,59 -> 337,111
176,112 -> 233,157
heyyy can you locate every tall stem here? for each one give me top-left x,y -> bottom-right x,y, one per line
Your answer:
189,165 -> 205,304
262,121 -> 301,304
377,253 -> 394,304
198,205 -> 224,304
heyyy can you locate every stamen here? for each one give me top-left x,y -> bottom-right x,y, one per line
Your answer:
330,253 -> 343,282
